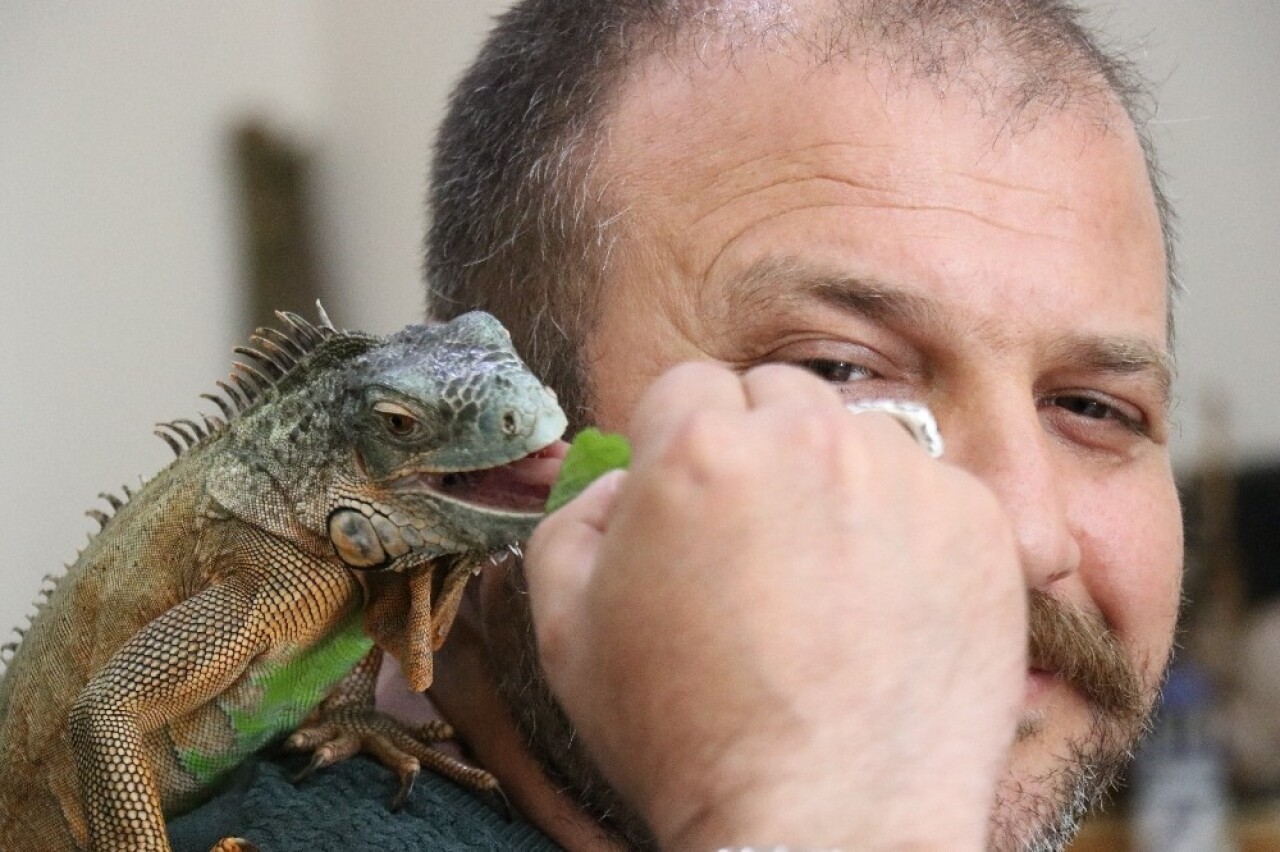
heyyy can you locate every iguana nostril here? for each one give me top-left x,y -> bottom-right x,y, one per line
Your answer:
501,410 -> 520,435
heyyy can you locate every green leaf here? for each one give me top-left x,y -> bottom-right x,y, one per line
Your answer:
545,428 -> 632,513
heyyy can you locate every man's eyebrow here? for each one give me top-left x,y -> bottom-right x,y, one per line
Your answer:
1046,336 -> 1176,409
729,256 -> 1174,407
729,256 -> 950,329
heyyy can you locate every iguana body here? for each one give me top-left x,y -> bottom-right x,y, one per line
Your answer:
0,310 -> 566,851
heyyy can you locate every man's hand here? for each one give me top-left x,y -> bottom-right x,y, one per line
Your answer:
525,362 -> 1026,850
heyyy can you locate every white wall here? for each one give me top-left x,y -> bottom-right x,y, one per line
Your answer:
307,1 -> 514,334
0,1 -> 508,641
1,2 -> 1277,641
1088,1 -> 1280,465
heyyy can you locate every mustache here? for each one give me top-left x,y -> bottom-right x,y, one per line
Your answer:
1027,591 -> 1144,725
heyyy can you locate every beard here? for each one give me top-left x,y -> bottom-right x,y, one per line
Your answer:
987,593 -> 1164,851
485,561 -> 660,848
989,715 -> 1140,852
487,561 -> 1164,851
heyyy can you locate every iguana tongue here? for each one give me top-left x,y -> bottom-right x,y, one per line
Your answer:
438,440 -> 568,512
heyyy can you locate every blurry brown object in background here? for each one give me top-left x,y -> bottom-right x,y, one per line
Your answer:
233,121 -> 323,331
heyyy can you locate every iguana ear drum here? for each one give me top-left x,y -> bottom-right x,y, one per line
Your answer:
328,509 -> 391,570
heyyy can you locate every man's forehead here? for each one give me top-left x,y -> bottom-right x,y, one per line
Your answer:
606,48 -> 1157,255
595,11 -> 1171,356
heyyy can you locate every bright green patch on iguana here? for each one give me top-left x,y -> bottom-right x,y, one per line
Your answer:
545,428 -> 632,512
180,611 -> 373,785
0,309 -> 567,851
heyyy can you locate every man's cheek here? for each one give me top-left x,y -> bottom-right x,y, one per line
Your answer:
1082,480 -> 1181,691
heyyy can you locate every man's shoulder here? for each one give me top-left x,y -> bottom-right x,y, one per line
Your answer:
168,754 -> 562,851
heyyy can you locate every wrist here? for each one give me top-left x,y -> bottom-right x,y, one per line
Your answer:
648,770 -> 989,852
714,847 -> 843,852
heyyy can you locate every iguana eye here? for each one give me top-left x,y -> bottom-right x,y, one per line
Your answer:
373,402 -> 420,437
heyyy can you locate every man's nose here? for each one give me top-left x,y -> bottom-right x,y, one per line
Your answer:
943,400 -> 1082,592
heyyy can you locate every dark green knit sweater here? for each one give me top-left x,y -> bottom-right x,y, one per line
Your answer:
168,755 -> 561,851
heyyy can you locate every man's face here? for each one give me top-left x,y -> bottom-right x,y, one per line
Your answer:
570,51 -> 1183,848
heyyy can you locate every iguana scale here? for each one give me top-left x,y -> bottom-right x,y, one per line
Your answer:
0,309 -> 567,851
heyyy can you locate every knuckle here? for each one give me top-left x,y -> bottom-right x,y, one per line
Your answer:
651,361 -> 733,400
744,360 -> 838,398
851,410 -> 924,457
661,409 -> 736,474
795,405 -> 847,449
743,360 -> 812,385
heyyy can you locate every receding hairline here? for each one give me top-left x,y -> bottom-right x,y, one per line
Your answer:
588,0 -> 1147,144
575,4 -> 1176,346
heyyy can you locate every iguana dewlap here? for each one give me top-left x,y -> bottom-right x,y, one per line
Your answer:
0,310 -> 566,851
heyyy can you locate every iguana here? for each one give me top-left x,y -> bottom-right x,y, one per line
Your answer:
0,309 -> 567,851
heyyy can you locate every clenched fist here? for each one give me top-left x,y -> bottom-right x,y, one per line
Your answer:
526,362 -> 1026,850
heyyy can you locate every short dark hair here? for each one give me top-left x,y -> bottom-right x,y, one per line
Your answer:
426,0 -> 1177,427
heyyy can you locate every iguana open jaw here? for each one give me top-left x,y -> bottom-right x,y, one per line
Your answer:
392,439 -> 569,515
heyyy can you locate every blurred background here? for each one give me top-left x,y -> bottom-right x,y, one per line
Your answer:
1,0 -> 513,634
2,2 -> 1279,846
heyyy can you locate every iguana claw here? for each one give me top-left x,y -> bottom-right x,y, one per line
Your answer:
391,766 -> 419,812
210,838 -> 261,852
286,706 -> 503,810
290,750 -> 333,785
484,785 -> 514,822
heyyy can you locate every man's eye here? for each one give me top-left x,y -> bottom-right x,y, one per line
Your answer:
1046,394 -> 1145,434
796,359 -> 874,383
1053,395 -> 1111,419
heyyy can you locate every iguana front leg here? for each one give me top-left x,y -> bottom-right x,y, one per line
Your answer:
68,578 -> 273,851
361,553 -> 478,691
285,646 -> 502,811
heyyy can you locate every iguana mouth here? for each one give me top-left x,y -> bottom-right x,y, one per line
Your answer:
417,441 -> 568,513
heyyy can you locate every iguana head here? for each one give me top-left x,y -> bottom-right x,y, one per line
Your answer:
324,311 -> 568,570
210,310 -> 566,568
